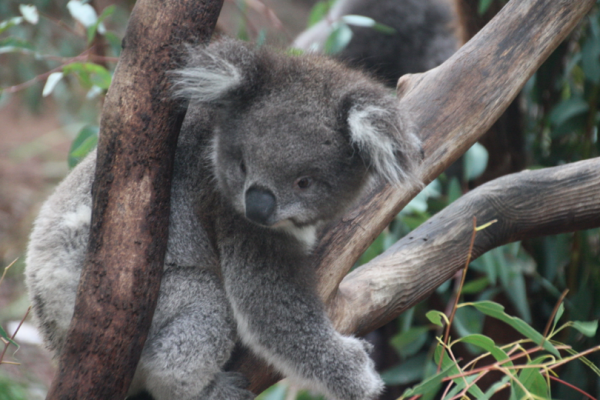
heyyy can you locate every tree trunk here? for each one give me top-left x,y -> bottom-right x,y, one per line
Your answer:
45,1 -> 223,399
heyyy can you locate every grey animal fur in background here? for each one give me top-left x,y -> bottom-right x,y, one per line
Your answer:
26,39 -> 422,400
293,0 -> 458,86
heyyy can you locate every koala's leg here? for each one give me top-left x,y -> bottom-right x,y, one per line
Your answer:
219,229 -> 384,400
131,266 -> 254,400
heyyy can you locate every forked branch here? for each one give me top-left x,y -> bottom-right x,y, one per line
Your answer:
233,0 -> 598,392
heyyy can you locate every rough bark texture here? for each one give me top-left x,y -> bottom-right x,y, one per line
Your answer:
332,157 -> 600,335
454,0 -> 526,186
229,0 -> 598,392
45,1 -> 223,399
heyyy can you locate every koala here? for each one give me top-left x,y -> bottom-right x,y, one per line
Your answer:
293,0 -> 458,86
25,39 -> 421,400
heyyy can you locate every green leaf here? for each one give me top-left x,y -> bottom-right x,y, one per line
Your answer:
463,142 -> 489,181
104,31 -> 122,56
461,277 -> 489,294
453,307 -> 483,339
341,15 -> 375,27
467,301 -> 560,357
358,231 -> 385,265
581,35 -> 600,84
390,326 -> 430,356
67,0 -> 98,28
483,375 -> 511,399
549,97 -> 589,127
381,354 -> 428,385
456,334 -> 513,366
87,5 -> 115,44
372,22 -> 396,35
19,4 -> 39,24
0,17 -> 24,34
570,320 -> 598,337
426,310 -> 446,327
324,22 -> 353,54
434,345 -> 486,399
401,361 -> 453,398
552,302 -> 565,331
513,356 -> 550,400
256,29 -> 267,48
42,72 -> 64,97
447,176 -> 462,204
307,1 -> 332,27
63,62 -> 111,89
0,325 -> 18,349
69,125 -> 99,168
0,37 -> 35,54
478,0 -> 494,15
443,375 -> 481,400
257,382 -> 287,400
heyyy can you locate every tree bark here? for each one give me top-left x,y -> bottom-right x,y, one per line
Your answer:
331,157 -> 600,335
45,1 -> 223,399
229,0 -> 598,392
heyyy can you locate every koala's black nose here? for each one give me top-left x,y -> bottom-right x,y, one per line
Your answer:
245,187 -> 276,225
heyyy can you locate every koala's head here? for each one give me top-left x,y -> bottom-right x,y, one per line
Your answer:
173,40 -> 421,244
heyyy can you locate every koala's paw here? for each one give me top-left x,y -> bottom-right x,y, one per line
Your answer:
202,372 -> 255,400
333,335 -> 384,400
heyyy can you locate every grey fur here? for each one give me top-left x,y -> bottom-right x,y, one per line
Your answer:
293,0 -> 458,86
26,39 -> 421,400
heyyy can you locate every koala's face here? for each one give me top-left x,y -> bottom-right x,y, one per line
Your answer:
173,39 -> 422,242
213,90 -> 369,230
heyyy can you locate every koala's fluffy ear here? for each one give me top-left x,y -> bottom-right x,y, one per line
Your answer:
346,98 -> 423,186
171,40 -> 255,104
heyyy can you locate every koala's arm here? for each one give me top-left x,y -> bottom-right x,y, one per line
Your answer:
219,216 -> 383,400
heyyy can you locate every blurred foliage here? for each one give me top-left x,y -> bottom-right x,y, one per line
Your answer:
1,0 -> 600,399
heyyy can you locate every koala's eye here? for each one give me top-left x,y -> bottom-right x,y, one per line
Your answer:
239,160 -> 246,175
294,176 -> 313,190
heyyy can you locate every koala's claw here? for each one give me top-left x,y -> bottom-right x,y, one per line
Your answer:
326,335 -> 384,400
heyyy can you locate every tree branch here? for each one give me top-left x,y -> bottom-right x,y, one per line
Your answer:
315,0 -> 596,302
231,0 -> 598,393
331,157 -> 600,335
46,1 -> 223,399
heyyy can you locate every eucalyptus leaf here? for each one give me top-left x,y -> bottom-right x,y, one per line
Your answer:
570,320 -> 598,337
461,277 -> 489,294
372,22 -> 396,35
341,15 -> 376,27
478,0 -> 493,15
455,334 -> 513,366
581,35 -> 600,84
42,72 -> 64,97
549,97 -> 589,127
19,4 -> 39,24
69,126 -> 99,168
0,17 -> 24,34
467,301 -> 560,357
426,310 -> 445,327
390,326 -> 430,355
0,325 -> 18,349
324,22 -> 353,54
0,37 -> 35,54
381,354 -> 428,385
257,383 -> 287,400
67,0 -> 98,27
513,356 -> 550,399
307,1 -> 332,27
463,142 -> 489,181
